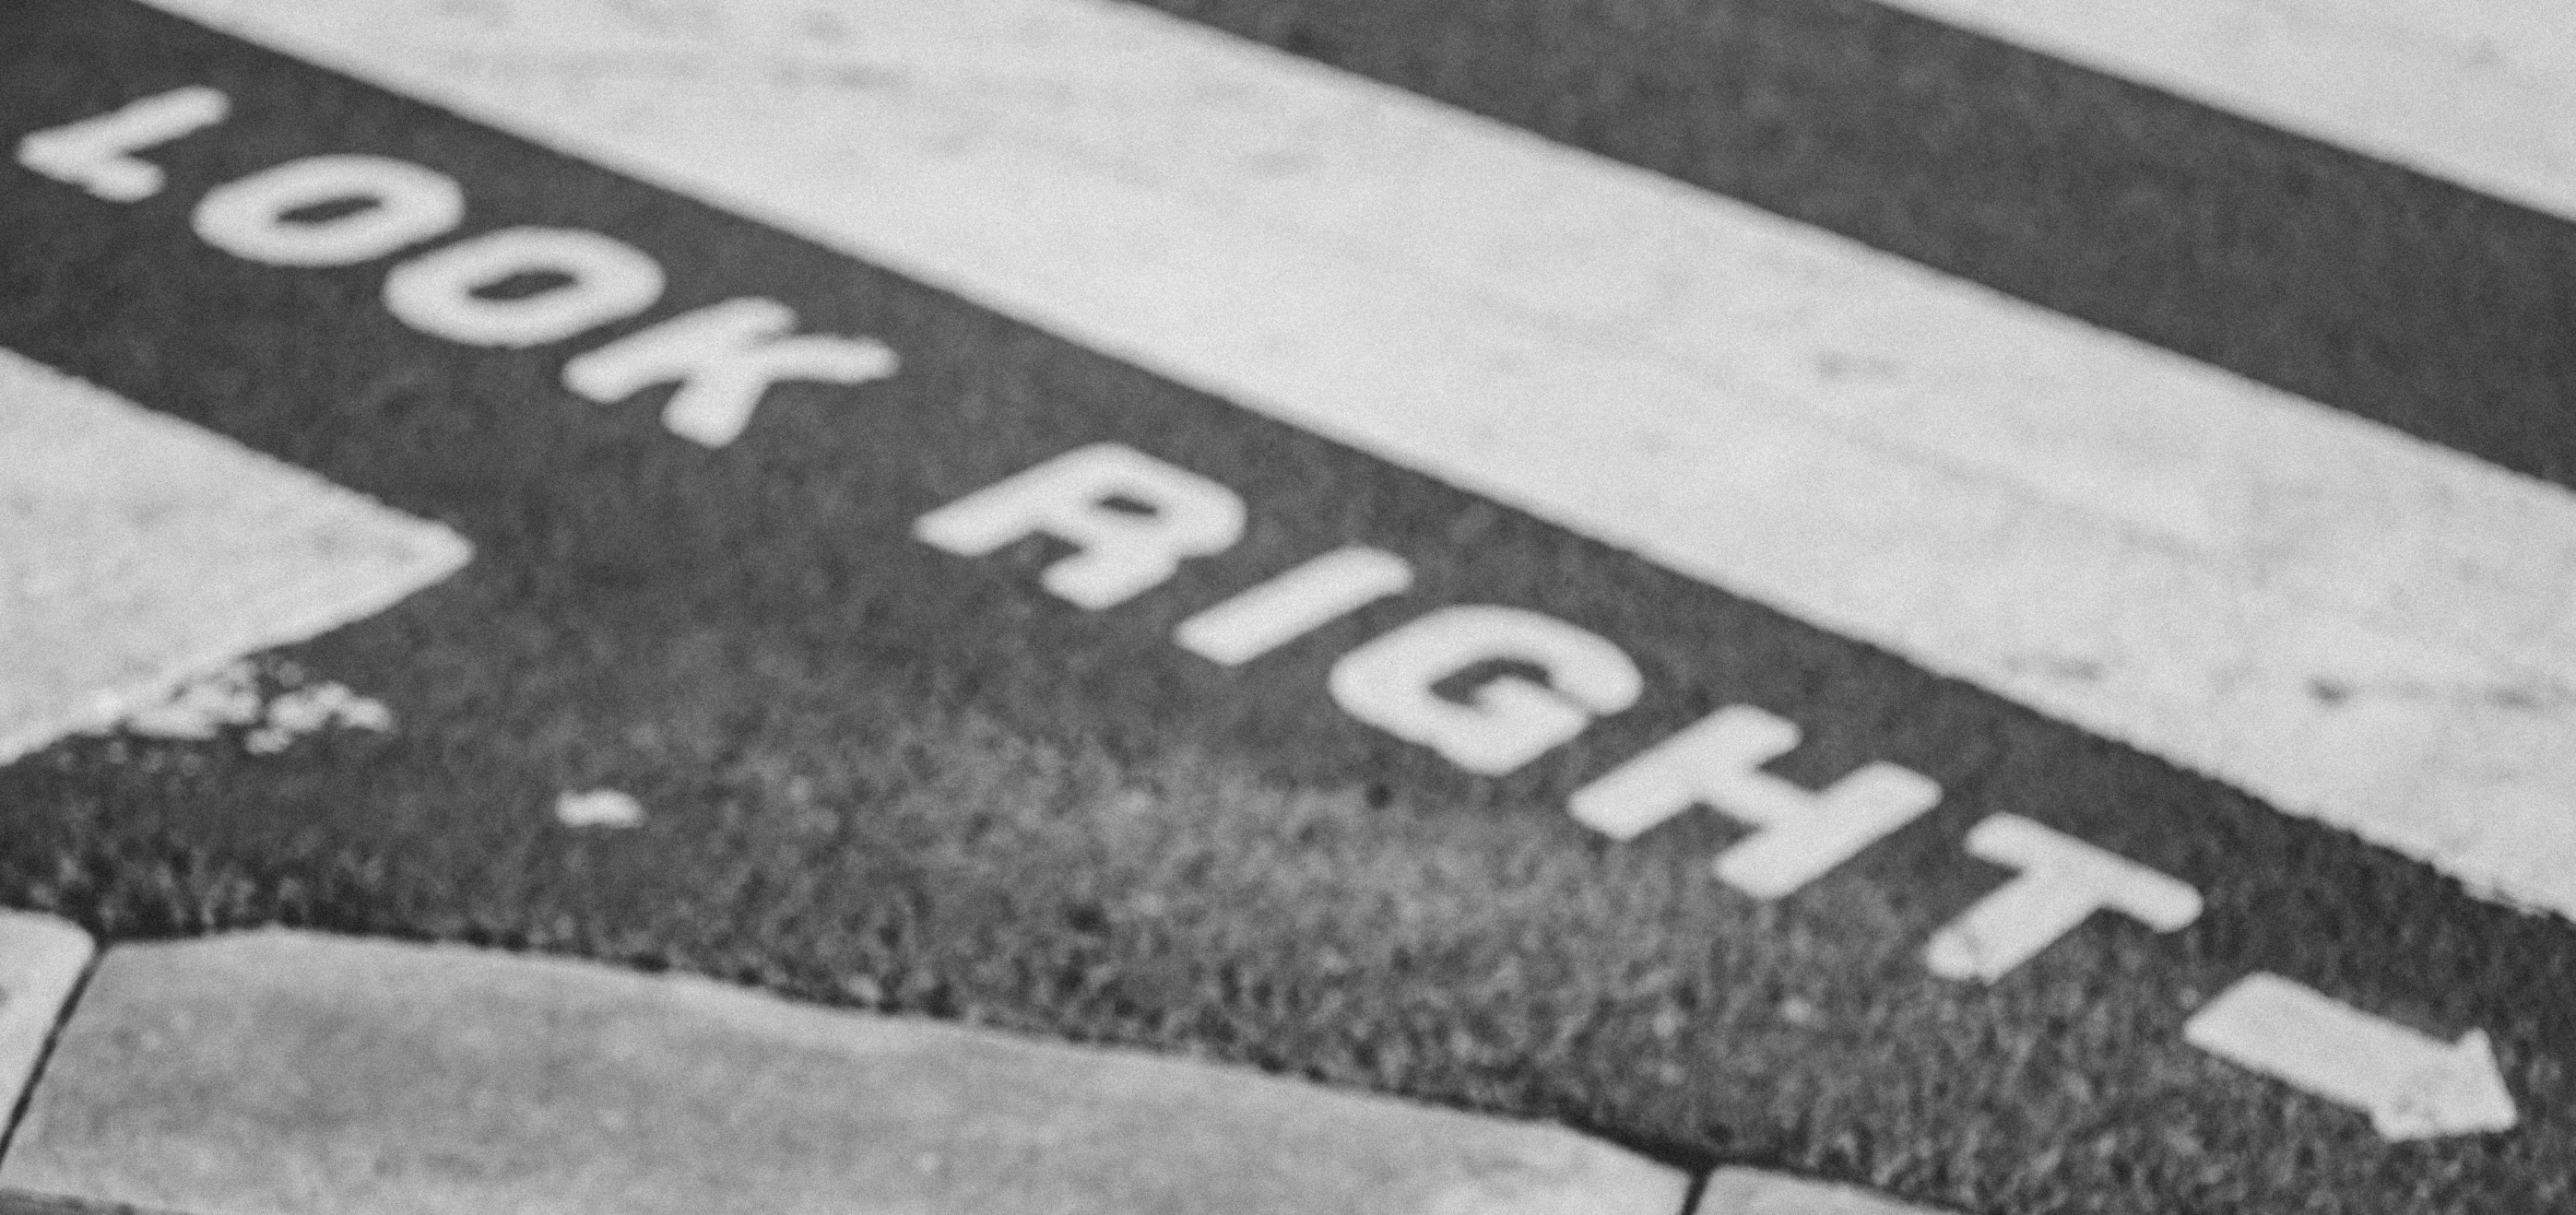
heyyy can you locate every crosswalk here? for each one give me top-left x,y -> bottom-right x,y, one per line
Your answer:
133,0 -> 2576,919
4,0 -> 2571,1208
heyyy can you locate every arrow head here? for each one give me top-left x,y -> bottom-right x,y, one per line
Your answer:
2187,973 -> 2522,1142
2369,1030 -> 2518,1140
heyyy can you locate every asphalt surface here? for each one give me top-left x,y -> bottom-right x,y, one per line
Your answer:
2,1 -> 2571,1212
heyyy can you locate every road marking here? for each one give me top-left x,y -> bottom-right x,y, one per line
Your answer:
1329,605 -> 1644,777
1175,547 -> 1413,666
1874,0 -> 2576,224
0,348 -> 467,765
190,151 -> 464,265
13,85 -> 225,202
382,226 -> 667,348
137,0 -> 2576,920
2184,972 -> 2518,1141
1569,705 -> 1942,899
118,659 -> 394,755
25,88 -> 904,451
0,913 -> 92,1139
0,930 -> 1688,1214
562,299 -> 900,448
1920,816 -> 2202,983
919,446 -> 1957,903
555,788 -> 644,828
914,443 -> 1247,611
242,678 -> 391,755
5,12 -> 2565,1198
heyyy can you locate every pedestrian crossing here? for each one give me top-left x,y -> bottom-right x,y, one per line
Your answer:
4,0 -> 2571,1208
133,0 -> 2576,920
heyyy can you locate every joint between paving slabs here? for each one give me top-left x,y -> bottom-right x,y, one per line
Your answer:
0,931 -> 1939,1215
0,943 -> 103,1167
1672,1165 -> 1712,1215
0,1188 -> 189,1215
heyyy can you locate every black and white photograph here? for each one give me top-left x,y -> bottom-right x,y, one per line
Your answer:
0,1 -> 2568,1210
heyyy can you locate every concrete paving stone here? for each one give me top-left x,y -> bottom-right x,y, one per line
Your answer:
0,1189 -> 184,1215
0,930 -> 1690,1215
1695,1168 -> 1954,1214
0,913 -> 93,1129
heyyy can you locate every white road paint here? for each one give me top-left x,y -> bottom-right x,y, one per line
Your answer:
191,153 -> 465,266
112,92 -> 897,447
15,86 -> 229,203
245,678 -> 394,754
117,658 -> 394,754
120,661 -> 267,741
915,444 -> 1247,611
0,348 -> 468,765
562,299 -> 900,448
1176,547 -> 1412,666
556,788 -> 646,828
384,227 -> 667,348
1571,706 -> 1943,900
1877,0 -> 2576,224
1329,606 -> 1643,776
0,913 -> 93,1137
1922,816 -> 2202,982
139,0 -> 2576,919
2184,972 -> 2518,1140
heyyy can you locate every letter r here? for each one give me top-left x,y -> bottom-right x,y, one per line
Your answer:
913,444 -> 1246,609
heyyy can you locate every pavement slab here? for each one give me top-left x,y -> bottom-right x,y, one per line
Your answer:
0,913 -> 90,1132
1696,1168 -> 1953,1214
0,1192 -> 183,1215
0,930 -> 1690,1215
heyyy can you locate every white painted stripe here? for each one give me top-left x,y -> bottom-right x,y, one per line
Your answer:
141,0 -> 2576,918
0,348 -> 469,762
1875,0 -> 2576,224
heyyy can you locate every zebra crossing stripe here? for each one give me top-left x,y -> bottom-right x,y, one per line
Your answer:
136,0 -> 2576,920
1873,0 -> 2576,225
0,348 -> 468,763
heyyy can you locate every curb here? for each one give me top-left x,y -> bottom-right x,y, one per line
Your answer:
0,916 -> 1943,1214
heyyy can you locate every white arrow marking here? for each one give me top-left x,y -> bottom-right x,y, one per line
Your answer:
2184,973 -> 2517,1140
